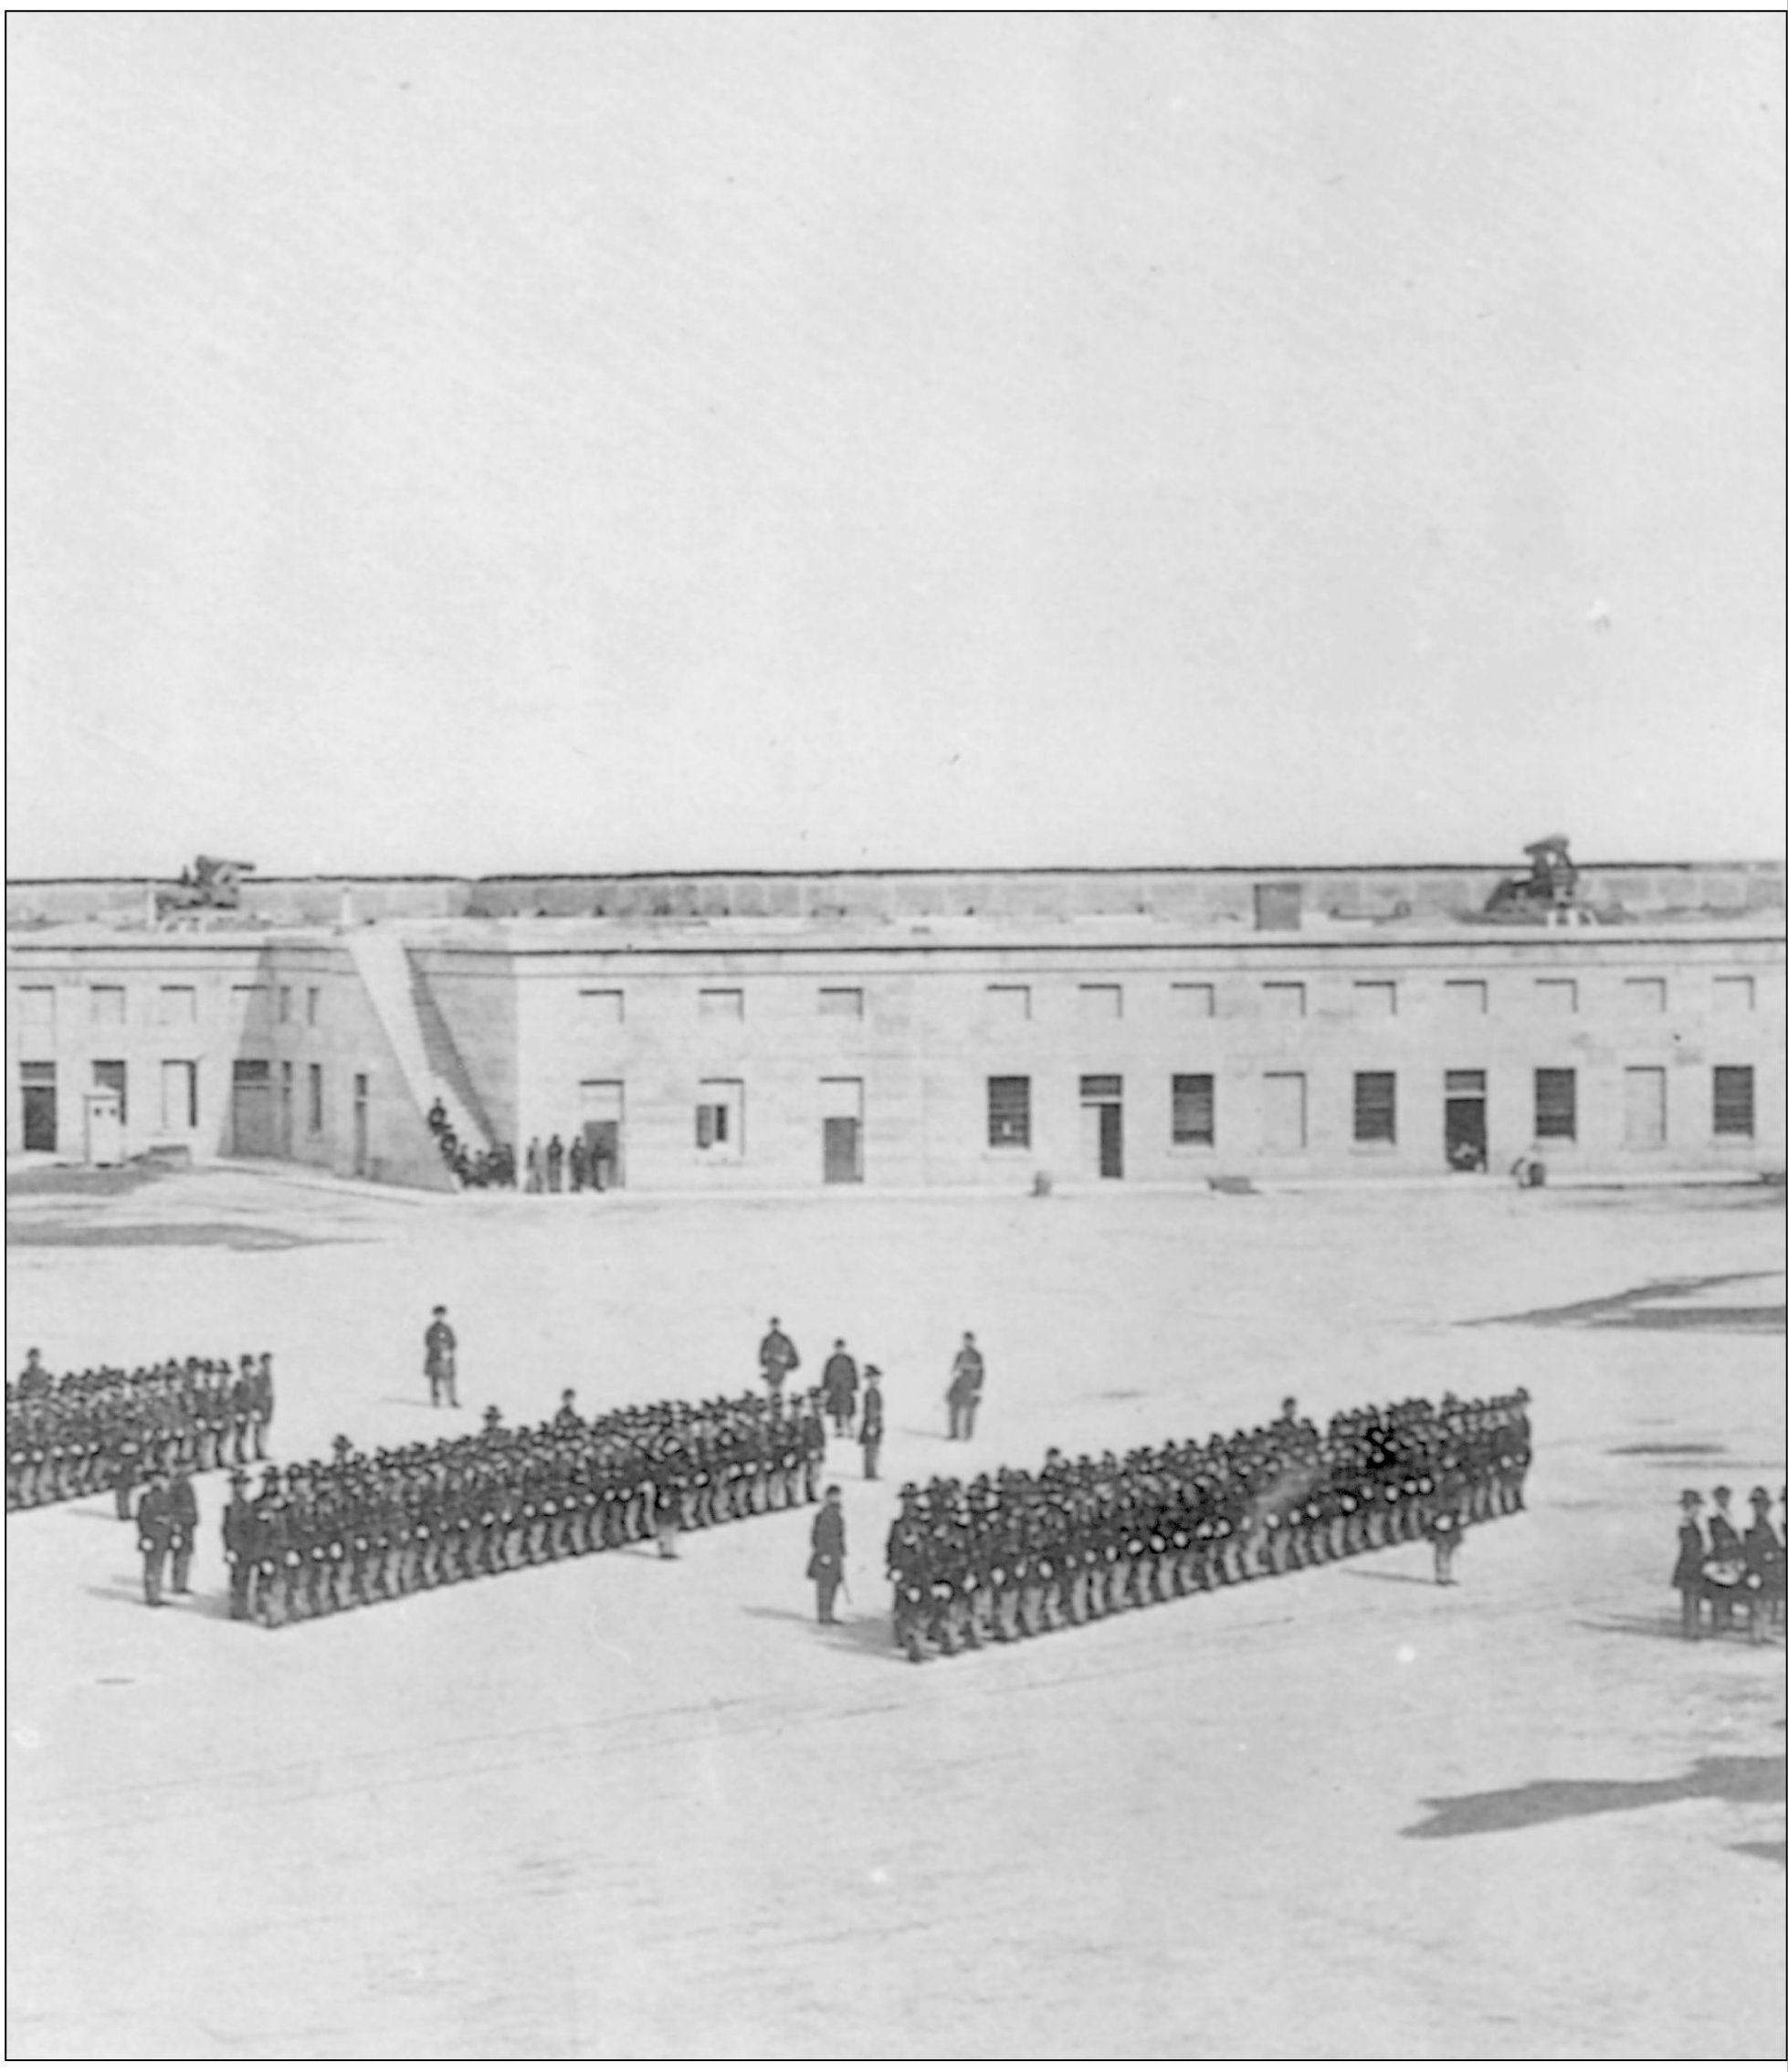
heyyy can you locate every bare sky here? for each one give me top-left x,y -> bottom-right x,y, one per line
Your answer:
7,14 -> 1784,879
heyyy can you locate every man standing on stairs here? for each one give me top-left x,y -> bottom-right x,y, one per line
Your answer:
545,1135 -> 565,1192
425,1306 -> 459,1409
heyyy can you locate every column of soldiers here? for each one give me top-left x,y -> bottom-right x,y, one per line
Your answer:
221,1388 -> 829,1625
424,1099 -> 518,1189
883,1390 -> 1534,1663
5,1350 -> 275,1512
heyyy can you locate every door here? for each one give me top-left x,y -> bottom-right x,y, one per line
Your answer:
161,1061 -> 198,1132
352,1073 -> 370,1177
279,1062 -> 295,1155
821,1078 -> 863,1184
84,1090 -> 123,1167
1445,1069 -> 1488,1172
1262,1071 -> 1308,1152
21,1063 -> 56,1152
1079,1076 -> 1123,1179
579,1080 -> 624,1189
1623,1066 -> 1667,1149
232,1061 -> 278,1154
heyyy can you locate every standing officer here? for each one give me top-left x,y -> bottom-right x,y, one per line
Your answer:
222,1468 -> 257,1619
167,1466 -> 200,1595
822,1340 -> 859,1438
947,1333 -> 984,1441
808,1484 -> 847,1625
424,1306 -> 459,1408
859,1367 -> 885,1482
758,1318 -> 800,1409
136,1469 -> 175,1607
1673,1489 -> 1708,1640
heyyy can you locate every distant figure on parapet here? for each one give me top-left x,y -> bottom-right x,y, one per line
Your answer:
424,1305 -> 458,1408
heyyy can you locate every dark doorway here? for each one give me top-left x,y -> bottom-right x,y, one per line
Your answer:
279,1062 -> 295,1156
1446,1069 -> 1488,1173
352,1073 -> 370,1177
1080,1076 -> 1124,1180
21,1063 -> 57,1152
823,1116 -> 862,1184
583,1119 -> 621,1190
231,1060 -> 278,1155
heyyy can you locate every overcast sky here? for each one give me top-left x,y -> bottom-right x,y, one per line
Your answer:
7,14 -> 1784,879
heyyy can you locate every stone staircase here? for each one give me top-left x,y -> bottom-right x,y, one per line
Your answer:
345,928 -> 495,1160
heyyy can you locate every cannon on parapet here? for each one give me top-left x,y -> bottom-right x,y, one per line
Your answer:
1484,835 -> 1580,919
154,856 -> 256,919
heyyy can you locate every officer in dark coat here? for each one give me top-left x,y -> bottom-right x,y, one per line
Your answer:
167,1468 -> 199,1594
858,1367 -> 886,1482
424,1306 -> 458,1408
758,1319 -> 800,1407
1673,1490 -> 1708,1640
808,1485 -> 847,1624
821,1341 -> 858,1438
136,1470 -> 175,1607
221,1468 -> 257,1619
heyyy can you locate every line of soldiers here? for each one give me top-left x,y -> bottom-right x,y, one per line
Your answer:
6,1350 -> 275,1513
221,1388 -> 829,1625
884,1390 -> 1533,1661
424,1099 -> 519,1189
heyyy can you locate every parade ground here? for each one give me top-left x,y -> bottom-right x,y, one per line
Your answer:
6,1164 -> 1784,2061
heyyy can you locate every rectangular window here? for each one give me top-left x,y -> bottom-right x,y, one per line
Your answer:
306,987 -> 321,1026
1623,1066 -> 1667,1148
987,1076 -> 1031,1149
1352,982 -> 1397,1018
986,984 -> 1031,1021
307,1063 -> 324,1133
160,1060 -> 198,1131
159,985 -> 197,1025
1261,983 -> 1306,1019
1171,1074 -> 1215,1147
1353,1071 -> 1397,1144
17,986 -> 55,1027
1078,984 -> 1122,1020
1624,978 -> 1667,1014
278,986 -> 293,1024
818,987 -> 864,1018
20,1061 -> 57,1153
1713,976 -> 1756,1013
1262,1071 -> 1307,1151
699,988 -> 743,1021
234,1059 -> 272,1087
696,1078 -> 744,1155
1446,1069 -> 1487,1096
1445,980 -> 1488,1015
1079,1074 -> 1122,1100
1535,1068 -> 1577,1141
89,985 -> 125,1025
92,1059 -> 127,1123
1172,983 -> 1215,1017
1535,979 -> 1578,1015
822,1078 -> 864,1184
579,988 -> 625,1024
1713,1066 -> 1755,1139
1254,882 -> 1303,931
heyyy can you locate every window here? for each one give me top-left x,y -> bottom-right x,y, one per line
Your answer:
696,1079 -> 744,1155
1713,1067 -> 1755,1139
17,986 -> 54,1027
1079,1074 -> 1122,1100
1624,978 -> 1667,1014
818,987 -> 863,1019
1535,1068 -> 1577,1141
822,1078 -> 864,1183
1172,983 -> 1215,1017
278,986 -> 293,1024
89,985 -> 125,1025
1714,976 -> 1756,1013
579,989 -> 625,1025
160,1061 -> 198,1131
308,1063 -> 324,1134
1262,1072 -> 1307,1151
1261,983 -> 1306,1018
20,1061 -> 56,1152
986,985 -> 1031,1021
1535,980 -> 1578,1015
91,1059 -> 127,1123
159,985 -> 197,1025
987,1077 -> 1031,1149
1352,982 -> 1397,1018
306,987 -> 322,1027
1353,1071 -> 1397,1144
1078,984 -> 1122,1020
1445,980 -> 1488,1015
1172,1074 -> 1215,1147
699,988 -> 743,1021
234,1059 -> 272,1088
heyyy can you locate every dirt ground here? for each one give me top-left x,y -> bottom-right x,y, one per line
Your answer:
6,1166 -> 1784,2060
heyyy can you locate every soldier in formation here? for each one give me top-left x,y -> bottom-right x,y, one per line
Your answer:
226,1388 -> 829,1626
6,1352 -> 275,1510
886,1390 -> 1534,1662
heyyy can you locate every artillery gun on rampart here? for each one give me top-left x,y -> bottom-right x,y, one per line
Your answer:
154,856 -> 256,923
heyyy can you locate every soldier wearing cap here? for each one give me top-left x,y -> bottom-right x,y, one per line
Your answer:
858,1366 -> 885,1481
166,1465 -> 200,1595
135,1468 -> 175,1607
758,1318 -> 800,1410
424,1307 -> 458,1408
220,1467 -> 258,1618
1673,1489 -> 1708,1640
1742,1486 -> 1783,1644
809,1484 -> 847,1624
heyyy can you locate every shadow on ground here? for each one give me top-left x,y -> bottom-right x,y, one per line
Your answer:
5,1164 -> 170,1199
6,1221 -> 334,1251
1404,1753 -> 1785,1840
742,1604 -> 899,1659
1463,1273 -> 1783,1334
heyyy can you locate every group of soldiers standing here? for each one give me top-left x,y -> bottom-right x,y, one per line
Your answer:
882,1390 -> 1533,1661
423,1100 -> 518,1190
1672,1484 -> 1785,1644
5,1349 -> 275,1513
217,1388 -> 829,1625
